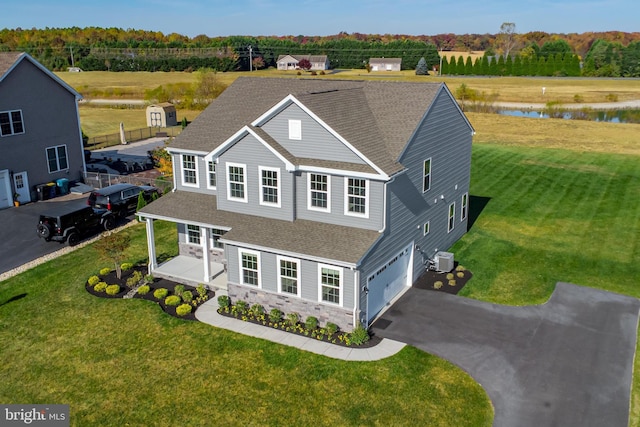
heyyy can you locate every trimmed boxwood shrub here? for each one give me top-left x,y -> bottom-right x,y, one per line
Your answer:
94,282 -> 108,292
326,322 -> 338,335
106,284 -> 121,295
153,288 -> 168,300
305,316 -> 319,330
165,295 -> 181,306
269,308 -> 282,323
87,275 -> 100,286
99,267 -> 111,276
137,285 -> 150,295
176,304 -> 192,316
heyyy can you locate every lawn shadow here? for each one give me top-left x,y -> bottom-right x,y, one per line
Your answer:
468,195 -> 491,231
0,293 -> 27,307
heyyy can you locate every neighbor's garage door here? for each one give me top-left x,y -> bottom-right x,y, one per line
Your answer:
0,170 -> 11,209
367,243 -> 413,323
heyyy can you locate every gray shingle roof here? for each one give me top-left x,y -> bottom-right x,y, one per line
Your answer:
171,76 -> 443,176
369,58 -> 402,64
139,191 -> 380,265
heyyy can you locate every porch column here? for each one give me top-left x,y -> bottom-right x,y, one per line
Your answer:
201,227 -> 211,283
146,218 -> 157,273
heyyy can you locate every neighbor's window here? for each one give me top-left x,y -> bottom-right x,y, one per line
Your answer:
182,154 -> 197,186
278,257 -> 299,296
288,119 -> 302,140
423,158 -> 432,192
448,202 -> 456,233
207,161 -> 216,189
240,249 -> 260,286
260,167 -> 280,206
346,178 -> 368,216
227,163 -> 247,202
309,173 -> 330,211
46,145 -> 68,173
187,224 -> 200,244
0,110 -> 24,137
461,193 -> 468,221
424,221 -> 430,236
319,265 -> 341,305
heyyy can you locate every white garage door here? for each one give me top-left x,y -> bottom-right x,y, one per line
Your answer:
367,242 -> 413,323
0,170 -> 11,209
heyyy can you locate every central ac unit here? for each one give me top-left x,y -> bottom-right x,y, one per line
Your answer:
434,251 -> 454,273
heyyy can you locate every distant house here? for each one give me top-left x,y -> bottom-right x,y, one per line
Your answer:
146,103 -> 177,128
276,55 -> 330,71
0,52 -> 85,208
369,58 -> 402,71
138,77 -> 473,332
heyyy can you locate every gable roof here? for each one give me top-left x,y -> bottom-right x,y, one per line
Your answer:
277,54 -> 328,63
0,52 -> 81,99
369,58 -> 402,64
172,77 -> 450,176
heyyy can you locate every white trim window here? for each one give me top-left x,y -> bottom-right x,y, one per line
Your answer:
46,145 -> 68,173
319,264 -> 342,305
423,158 -> 432,193
448,202 -> 456,233
461,192 -> 468,221
187,224 -> 201,244
181,154 -> 198,187
345,177 -> 368,217
239,249 -> 260,287
308,173 -> 330,212
277,256 -> 300,297
288,119 -> 302,140
423,221 -> 430,236
0,110 -> 24,137
227,162 -> 247,202
209,228 -> 226,249
207,161 -> 217,189
259,166 -> 280,207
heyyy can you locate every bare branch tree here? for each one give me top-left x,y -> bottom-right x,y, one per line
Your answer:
496,22 -> 518,58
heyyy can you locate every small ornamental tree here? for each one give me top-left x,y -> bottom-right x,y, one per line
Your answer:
415,57 -> 428,75
136,191 -> 147,214
297,58 -> 312,71
93,231 -> 131,279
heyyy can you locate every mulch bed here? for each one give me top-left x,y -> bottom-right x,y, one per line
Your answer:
85,266 -> 214,321
412,263 -> 473,295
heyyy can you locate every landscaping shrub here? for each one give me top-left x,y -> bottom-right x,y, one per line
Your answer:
94,282 -> 107,292
286,312 -> 299,327
456,271 -> 465,278
434,281 -> 443,289
455,265 -> 466,272
347,324 -> 370,346
120,262 -> 134,272
326,322 -> 338,335
218,295 -> 230,309
176,304 -> 192,316
143,274 -> 154,284
87,275 -> 100,286
137,285 -> 150,295
99,267 -> 111,276
165,295 -> 181,306
249,304 -> 265,317
126,270 -> 143,287
181,290 -> 193,303
106,284 -> 120,295
448,279 -> 457,286
446,273 -> 455,280
196,284 -> 207,297
305,316 -> 319,330
234,300 -> 248,315
269,308 -> 282,323
153,288 -> 168,300
174,285 -> 185,297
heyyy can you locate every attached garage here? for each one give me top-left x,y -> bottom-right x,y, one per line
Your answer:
366,242 -> 414,323
0,170 -> 12,209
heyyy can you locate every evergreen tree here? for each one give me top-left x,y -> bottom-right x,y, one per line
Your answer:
505,55 -> 513,75
457,56 -> 465,75
465,56 -> 473,75
496,55 -> 505,75
512,55 -> 522,76
441,56 -> 449,75
488,56 -> 498,76
473,57 -> 481,74
481,55 -> 490,75
415,57 -> 428,75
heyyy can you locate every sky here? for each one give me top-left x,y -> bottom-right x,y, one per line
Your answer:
0,0 -> 637,37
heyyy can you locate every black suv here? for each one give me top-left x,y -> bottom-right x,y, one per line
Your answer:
87,183 -> 158,219
37,204 -> 116,246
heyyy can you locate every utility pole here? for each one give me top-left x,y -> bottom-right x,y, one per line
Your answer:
70,46 -> 75,67
249,45 -> 253,72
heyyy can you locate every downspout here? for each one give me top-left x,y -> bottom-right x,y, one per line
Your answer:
353,269 -> 359,329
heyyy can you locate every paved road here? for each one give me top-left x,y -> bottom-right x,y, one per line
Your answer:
372,283 -> 640,427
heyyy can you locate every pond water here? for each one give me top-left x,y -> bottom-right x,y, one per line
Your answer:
497,109 -> 640,124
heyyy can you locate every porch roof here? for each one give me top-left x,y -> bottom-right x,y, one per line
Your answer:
138,191 -> 381,265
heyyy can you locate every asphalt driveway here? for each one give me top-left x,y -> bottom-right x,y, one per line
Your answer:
372,282 -> 640,427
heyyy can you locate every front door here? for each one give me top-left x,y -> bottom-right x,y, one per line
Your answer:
13,171 -> 30,204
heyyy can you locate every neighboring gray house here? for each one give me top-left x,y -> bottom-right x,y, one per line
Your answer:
277,55 -> 330,71
369,58 -> 402,71
138,77 -> 473,331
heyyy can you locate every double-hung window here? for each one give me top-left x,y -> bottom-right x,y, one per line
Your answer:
423,158 -> 432,193
345,178 -> 368,217
207,161 -> 217,189
259,167 -> 280,207
187,224 -> 201,244
448,202 -> 456,233
461,193 -> 468,221
210,228 -> 226,249
0,110 -> 24,137
423,221 -> 430,236
239,249 -> 260,287
319,265 -> 341,305
308,173 -> 330,211
227,163 -> 247,202
182,154 -> 197,186
278,256 -> 300,296
46,145 -> 68,173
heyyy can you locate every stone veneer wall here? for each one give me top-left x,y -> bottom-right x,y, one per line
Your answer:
228,283 -> 356,332
179,243 -> 226,264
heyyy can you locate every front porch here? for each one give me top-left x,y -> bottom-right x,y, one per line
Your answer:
152,255 -> 228,291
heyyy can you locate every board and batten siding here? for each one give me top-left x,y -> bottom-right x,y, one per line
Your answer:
215,133 -> 294,221
358,89 -> 472,323
226,243 -> 355,308
260,103 -> 366,165
294,172 -> 384,230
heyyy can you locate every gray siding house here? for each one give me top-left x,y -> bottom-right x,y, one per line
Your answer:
138,77 -> 473,331
0,52 -> 85,209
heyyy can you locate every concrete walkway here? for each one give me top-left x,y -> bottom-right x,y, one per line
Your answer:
195,294 -> 406,361
372,282 -> 640,427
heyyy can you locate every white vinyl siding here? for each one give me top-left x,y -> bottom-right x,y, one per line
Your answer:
207,161 -> 217,189
239,248 -> 260,287
181,154 -> 198,187
319,264 -> 342,305
423,158 -> 432,192
308,173 -> 330,212
46,145 -> 68,173
345,177 -> 368,217
448,202 -> 456,233
259,166 -> 280,207
277,256 -> 300,297
288,119 -> 302,140
0,110 -> 24,137
227,162 -> 247,203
